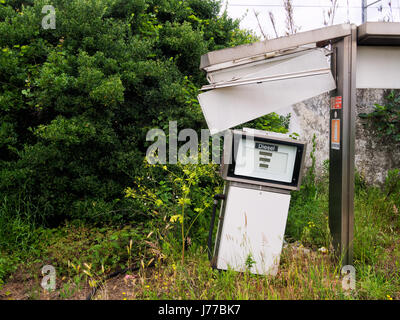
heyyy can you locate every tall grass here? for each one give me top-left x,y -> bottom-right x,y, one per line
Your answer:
0,195 -> 46,283
122,168 -> 399,300
0,195 -> 43,252
1,164 -> 399,299
114,245 -> 347,300
352,170 -> 400,299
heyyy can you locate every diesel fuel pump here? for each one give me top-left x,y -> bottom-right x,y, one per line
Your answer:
209,129 -> 307,276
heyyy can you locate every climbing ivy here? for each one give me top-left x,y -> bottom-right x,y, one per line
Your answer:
359,90 -> 400,145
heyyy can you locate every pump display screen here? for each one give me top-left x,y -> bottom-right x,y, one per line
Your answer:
225,133 -> 305,189
234,138 -> 298,183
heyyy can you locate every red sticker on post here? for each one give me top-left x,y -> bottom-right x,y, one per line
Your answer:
331,96 -> 342,110
331,119 -> 340,150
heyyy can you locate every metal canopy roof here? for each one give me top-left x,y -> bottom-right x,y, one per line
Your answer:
358,22 -> 400,46
200,24 -> 354,70
200,23 -> 400,71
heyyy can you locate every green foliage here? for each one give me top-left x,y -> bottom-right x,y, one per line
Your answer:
384,169 -> 400,205
235,112 -> 291,134
352,171 -> 400,300
286,191 -> 329,248
0,252 -> 19,284
0,215 -> 162,283
40,223 -> 154,274
119,246 -> 348,300
124,160 -> 223,259
286,136 -> 330,248
300,134 -> 317,199
0,0 -> 254,227
1,169 -> 399,298
245,253 -> 256,270
0,195 -> 42,252
359,90 -> 400,144
354,170 -> 367,195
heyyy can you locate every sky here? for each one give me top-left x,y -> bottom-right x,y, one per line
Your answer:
222,0 -> 400,38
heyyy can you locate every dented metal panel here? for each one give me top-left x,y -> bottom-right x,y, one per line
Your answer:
204,47 -> 322,85
200,24 -> 352,69
213,182 -> 290,276
197,49 -> 335,134
198,74 -> 335,135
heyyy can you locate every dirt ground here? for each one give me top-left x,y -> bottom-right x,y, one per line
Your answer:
0,267 -> 137,300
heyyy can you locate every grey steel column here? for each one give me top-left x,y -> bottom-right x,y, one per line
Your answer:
329,25 -> 357,266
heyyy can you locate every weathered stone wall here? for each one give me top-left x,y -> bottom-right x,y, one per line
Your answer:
280,89 -> 400,185
355,90 -> 400,184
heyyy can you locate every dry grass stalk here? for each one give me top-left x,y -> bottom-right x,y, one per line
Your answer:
253,9 -> 269,39
283,0 -> 299,35
323,0 -> 339,26
269,11 -> 280,38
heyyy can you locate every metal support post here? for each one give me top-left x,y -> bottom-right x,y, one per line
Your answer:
329,26 -> 357,267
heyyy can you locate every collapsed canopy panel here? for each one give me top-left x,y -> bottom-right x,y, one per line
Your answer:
198,49 -> 336,134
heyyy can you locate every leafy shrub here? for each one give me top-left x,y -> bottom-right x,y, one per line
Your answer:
0,0 -> 255,226
0,253 -> 19,284
286,135 -> 330,248
124,159 -> 223,262
359,90 -> 400,144
235,112 -> 291,134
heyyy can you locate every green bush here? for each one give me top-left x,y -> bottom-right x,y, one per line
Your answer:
0,0 -> 256,226
235,112 -> 291,134
286,135 -> 330,248
124,160 -> 223,257
359,90 -> 400,144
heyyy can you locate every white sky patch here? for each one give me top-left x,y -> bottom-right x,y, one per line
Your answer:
222,0 -> 400,37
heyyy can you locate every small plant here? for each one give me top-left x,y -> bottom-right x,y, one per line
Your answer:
245,254 -> 256,270
59,282 -> 76,300
301,134 -> 317,200
359,90 -> 400,145
286,134 -> 331,248
384,169 -> 400,201
125,158 -> 223,264
355,170 -> 367,195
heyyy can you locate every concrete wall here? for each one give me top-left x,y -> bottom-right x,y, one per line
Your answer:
279,89 -> 400,185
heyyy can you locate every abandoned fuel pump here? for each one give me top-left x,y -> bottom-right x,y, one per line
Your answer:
209,129 -> 307,276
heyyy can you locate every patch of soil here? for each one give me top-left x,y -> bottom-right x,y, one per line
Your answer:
90,273 -> 138,300
0,266 -> 91,300
0,266 -> 143,300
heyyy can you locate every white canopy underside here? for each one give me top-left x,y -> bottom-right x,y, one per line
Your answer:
357,46 -> 400,89
198,48 -> 336,135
